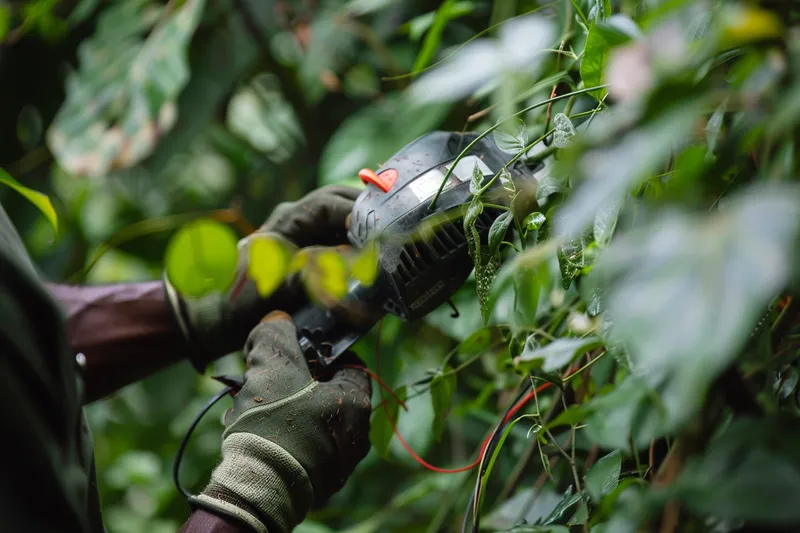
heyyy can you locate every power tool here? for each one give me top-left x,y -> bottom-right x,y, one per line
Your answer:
174,130 -> 547,498
292,130 -> 546,366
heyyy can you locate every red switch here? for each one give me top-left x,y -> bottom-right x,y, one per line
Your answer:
359,168 -> 398,193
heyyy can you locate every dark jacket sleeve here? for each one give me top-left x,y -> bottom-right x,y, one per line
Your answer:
0,203 -> 101,532
179,510 -> 256,533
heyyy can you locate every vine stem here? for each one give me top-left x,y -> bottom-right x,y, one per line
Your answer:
428,84 -> 608,209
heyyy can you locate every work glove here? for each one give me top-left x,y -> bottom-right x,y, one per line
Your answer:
164,185 -> 361,372
191,311 -> 372,533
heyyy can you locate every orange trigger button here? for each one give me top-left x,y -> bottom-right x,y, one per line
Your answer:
359,168 -> 398,193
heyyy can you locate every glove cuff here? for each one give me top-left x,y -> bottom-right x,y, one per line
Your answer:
195,433 -> 314,533
162,273 -> 227,373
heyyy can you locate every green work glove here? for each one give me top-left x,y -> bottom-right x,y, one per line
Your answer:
164,185 -> 361,372
191,312 -> 372,533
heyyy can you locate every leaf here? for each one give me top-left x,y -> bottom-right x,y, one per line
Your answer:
705,98 -> 727,156
523,212 -> 546,232
541,487 -> 582,526
512,263 -> 550,330
0,169 -> 58,232
411,0 -> 457,74
587,0 -> 610,22
674,417 -> 800,524
515,336 -> 602,372
470,162 -> 484,194
350,240 -> 379,286
320,93 -> 450,185
494,118 -> 529,154
593,195 -> 624,247
557,231 -> 590,290
499,168 -> 516,194
585,450 -> 622,502
535,175 -> 565,205
47,0 -> 205,177
580,23 -> 610,102
430,371 -> 456,441
165,219 -> 239,298
465,197 -> 497,323
594,15 -> 642,46
552,113 -> 576,149
246,235 -> 295,298
370,386 -> 407,459
0,5 -> 9,41
719,4 -> 783,50
586,184 -> 800,447
298,248 -> 351,305
545,405 -> 588,430
556,97 -> 705,240
458,326 -> 510,358
488,211 -> 513,254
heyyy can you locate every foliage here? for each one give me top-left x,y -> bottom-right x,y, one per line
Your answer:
4,1 -> 800,533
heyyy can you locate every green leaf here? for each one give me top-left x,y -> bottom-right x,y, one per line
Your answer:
675,417 -> 800,524
411,0 -> 457,73
535,175 -> 565,205
165,219 -> 239,298
580,23 -> 610,102
470,163 -> 484,194
587,0 -> 610,22
319,93 -> 450,185
557,231 -> 590,290
557,97 -> 705,239
247,235 -> 295,298
552,113 -> 575,149
523,212 -> 546,232
488,211 -> 513,254
293,247 -> 351,306
430,371 -> 456,441
457,326 -> 510,358
494,118 -> 529,155
512,263 -> 549,329
370,389 -> 405,460
0,169 -> 58,232
585,450 -> 622,502
593,196 -> 623,247
515,336 -> 602,372
541,487 -> 582,526
0,5 -> 11,41
586,184 -> 800,447
47,0 -> 205,177
594,15 -> 642,46
545,405 -> 588,430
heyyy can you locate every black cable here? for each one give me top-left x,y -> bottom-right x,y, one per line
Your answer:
173,386 -> 234,500
461,378 -> 534,533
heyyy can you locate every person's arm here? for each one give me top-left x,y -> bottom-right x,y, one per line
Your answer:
46,281 -> 189,403
178,509 -> 253,533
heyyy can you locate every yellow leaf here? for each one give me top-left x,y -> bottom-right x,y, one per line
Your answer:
317,249 -> 349,301
0,169 -> 58,232
247,235 -> 294,297
720,5 -> 782,49
350,240 -> 379,286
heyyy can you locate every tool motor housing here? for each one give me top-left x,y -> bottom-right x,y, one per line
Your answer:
294,131 -> 543,365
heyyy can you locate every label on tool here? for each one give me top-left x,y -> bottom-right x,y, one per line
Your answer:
408,156 -> 494,202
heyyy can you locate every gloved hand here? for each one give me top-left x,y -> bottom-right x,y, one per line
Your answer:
191,311 -> 372,533
164,185 -> 361,372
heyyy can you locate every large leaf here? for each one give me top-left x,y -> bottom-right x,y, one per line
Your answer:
47,0 -> 205,177
556,98 -> 705,240
319,94 -> 450,186
585,450 -> 622,502
430,371 -> 456,441
585,184 -> 800,447
164,219 -> 239,298
0,169 -> 57,232
674,417 -> 800,524
580,23 -> 610,102
515,336 -> 603,372
370,386 -> 407,459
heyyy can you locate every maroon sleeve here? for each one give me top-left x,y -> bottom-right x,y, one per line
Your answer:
178,510 -> 255,533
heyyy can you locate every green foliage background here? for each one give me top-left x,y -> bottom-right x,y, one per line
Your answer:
3,1 -> 800,532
